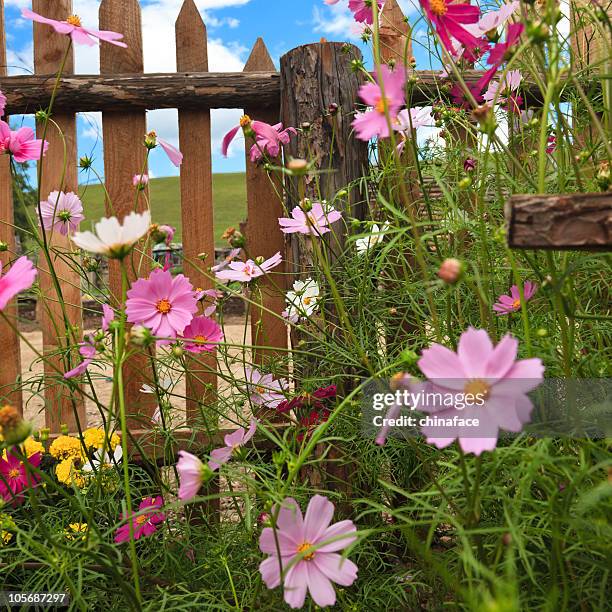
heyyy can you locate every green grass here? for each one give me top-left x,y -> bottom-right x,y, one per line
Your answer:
78,172 -> 246,247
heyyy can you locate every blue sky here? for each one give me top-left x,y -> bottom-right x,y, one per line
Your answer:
3,0 -> 431,181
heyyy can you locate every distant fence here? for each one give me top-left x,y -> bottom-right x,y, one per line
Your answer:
0,0 -> 608,459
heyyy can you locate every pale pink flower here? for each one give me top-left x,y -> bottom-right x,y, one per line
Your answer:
393,107 -> 433,154
352,65 -> 406,140
158,138 -> 183,167
279,202 -> 342,236
22,9 -> 127,48
259,495 -> 358,609
182,315 -> 224,353
418,327 -> 544,455
114,497 -> 165,544
0,121 -> 48,163
102,304 -> 115,331
245,367 -> 286,409
250,123 -> 297,162
132,173 -> 149,187
211,248 -> 242,273
215,252 -> 282,283
39,191 -> 84,236
208,418 -> 257,471
222,116 -> 282,157
0,256 -> 37,311
64,336 -> 96,379
349,0 -> 383,24
126,268 -> 198,341
177,451 -> 207,501
464,1 -> 519,37
493,281 -> 537,315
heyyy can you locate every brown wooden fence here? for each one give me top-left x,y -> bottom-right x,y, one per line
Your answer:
0,0 -> 609,461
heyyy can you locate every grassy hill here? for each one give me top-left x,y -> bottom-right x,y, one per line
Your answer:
78,172 -> 246,247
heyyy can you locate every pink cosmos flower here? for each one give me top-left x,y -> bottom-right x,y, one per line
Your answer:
0,121 -> 48,163
158,138 -> 183,167
493,281 -> 537,315
487,22 -> 524,68
259,495 -> 358,609
208,418 -> 257,471
245,368 -> 287,409
211,248 -> 242,273
177,451 -> 207,501
393,107 -> 433,154
215,252 -> 282,283
279,201 -> 342,236
114,497 -> 166,544
22,9 -> 127,47
133,173 -> 149,188
349,0 -> 383,24
222,116 -> 283,157
250,123 -> 297,162
464,1 -> 519,37
0,452 -> 41,505
0,90 -> 6,117
182,315 -> 224,353
484,69 -> 523,112
64,336 -> 96,379
417,327 -> 544,455
126,268 -> 198,341
0,256 -> 37,311
102,304 -> 115,332
546,135 -> 556,154
352,65 -> 406,140
419,0 -> 481,56
39,191 -> 84,236
194,288 -> 223,317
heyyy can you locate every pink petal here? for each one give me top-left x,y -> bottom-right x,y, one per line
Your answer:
259,555 -> 283,589
221,125 -> 241,157
305,563 -> 337,607
457,327 -> 493,378
283,562 -> 308,609
303,495 -> 334,543
259,527 -> 299,555
485,334 -> 518,379
158,138 -> 183,167
317,520 -> 357,553
313,552 -> 358,587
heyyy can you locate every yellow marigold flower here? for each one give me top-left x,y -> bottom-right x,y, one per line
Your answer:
65,522 -> 88,541
1,530 -> 12,545
82,428 -> 120,451
2,436 -> 45,461
55,458 -> 86,489
49,435 -> 82,460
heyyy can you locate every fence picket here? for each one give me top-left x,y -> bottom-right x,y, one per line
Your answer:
0,0 -> 22,411
244,38 -> 287,368
32,0 -> 85,431
380,0 -> 413,66
176,0 -> 217,424
99,0 -> 155,427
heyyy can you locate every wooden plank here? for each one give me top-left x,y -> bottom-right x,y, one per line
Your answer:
244,38 -> 287,367
32,0 -> 85,432
506,192 -> 612,251
176,0 -> 217,423
0,69 -> 567,115
100,0 -> 155,426
380,0 -> 413,65
0,0 -> 23,411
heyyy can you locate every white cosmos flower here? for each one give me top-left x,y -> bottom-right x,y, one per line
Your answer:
82,445 -> 123,473
283,278 -> 320,322
356,222 -> 390,255
72,210 -> 151,259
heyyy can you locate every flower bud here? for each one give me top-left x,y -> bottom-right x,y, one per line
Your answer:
502,533 -> 512,546
327,103 -> 339,116
60,423 -> 69,435
437,258 -> 463,284
0,405 -> 32,446
0,241 -> 8,252
458,177 -> 472,190
257,511 -> 271,526
286,158 -> 309,175
79,156 -> 94,170
300,198 -> 313,213
40,428 -> 50,443
596,161 -> 611,191
172,346 -> 184,359
400,349 -> 419,366
536,328 -> 548,338
463,158 -> 476,173
130,325 -> 153,347
144,131 -> 158,149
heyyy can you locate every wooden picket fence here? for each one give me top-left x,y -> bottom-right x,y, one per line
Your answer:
0,0 -> 610,465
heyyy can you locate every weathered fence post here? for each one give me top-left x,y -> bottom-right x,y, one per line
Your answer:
0,0 -> 22,411
33,0 -> 85,431
100,0 -> 156,427
176,0 -> 217,425
244,38 -> 287,369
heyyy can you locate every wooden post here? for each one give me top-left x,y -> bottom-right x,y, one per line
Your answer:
0,0 -> 22,411
176,0 -> 217,424
100,0 -> 155,426
506,192 -> 612,251
380,0 -> 413,66
244,38 -> 287,368
32,0 -> 85,431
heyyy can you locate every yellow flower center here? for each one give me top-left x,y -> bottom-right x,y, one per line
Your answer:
303,297 -> 312,306
66,14 -> 82,27
512,298 -> 521,310
156,298 -> 172,314
256,385 -> 266,395
239,115 -> 252,128
193,335 -> 207,344
8,468 -> 20,479
430,0 -> 448,16
135,515 -> 147,525
375,97 -> 389,114
297,542 -> 315,561
464,379 -> 491,401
